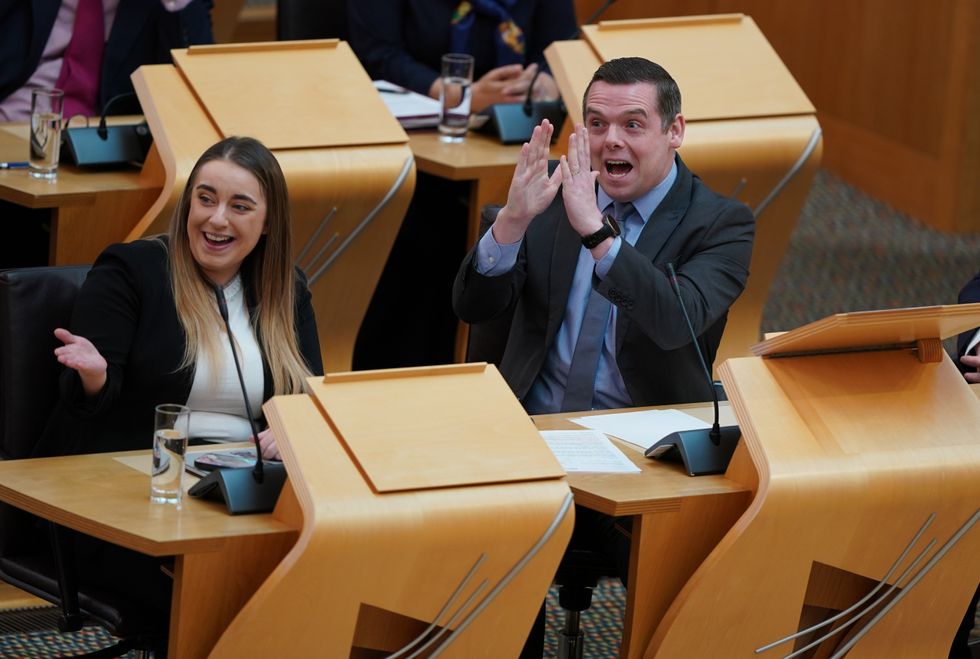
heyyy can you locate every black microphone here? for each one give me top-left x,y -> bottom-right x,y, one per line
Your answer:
212,284 -> 265,482
644,263 -> 740,476
187,284 -> 287,514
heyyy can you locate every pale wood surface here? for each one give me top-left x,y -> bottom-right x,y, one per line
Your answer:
0,448 -> 292,557
752,303 -> 980,357
312,364 -> 563,492
173,41 -> 405,150
535,402 -> 751,659
0,123 -> 161,265
648,330 -> 980,655
207,382 -> 574,657
581,15 -> 813,122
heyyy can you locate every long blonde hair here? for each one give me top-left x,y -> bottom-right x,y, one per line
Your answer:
168,136 -> 311,394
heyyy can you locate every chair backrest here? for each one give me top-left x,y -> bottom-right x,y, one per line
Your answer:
0,266 -> 90,460
277,0 -> 348,41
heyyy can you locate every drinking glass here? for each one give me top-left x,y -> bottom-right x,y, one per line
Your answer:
29,88 -> 64,179
151,404 -> 190,505
438,53 -> 474,143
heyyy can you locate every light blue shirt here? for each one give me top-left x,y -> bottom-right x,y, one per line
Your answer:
475,161 -> 678,413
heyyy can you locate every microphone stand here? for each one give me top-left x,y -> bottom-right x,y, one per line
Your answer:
187,284 -> 287,514
644,263 -> 741,476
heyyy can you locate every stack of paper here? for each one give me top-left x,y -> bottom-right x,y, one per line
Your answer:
374,80 -> 441,129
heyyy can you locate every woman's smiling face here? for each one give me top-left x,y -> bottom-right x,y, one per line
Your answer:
186,159 -> 267,286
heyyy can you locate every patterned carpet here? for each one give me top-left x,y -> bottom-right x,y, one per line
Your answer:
0,170 -> 976,657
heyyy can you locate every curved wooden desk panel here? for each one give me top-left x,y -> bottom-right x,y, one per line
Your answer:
208,393 -> 574,658
129,64 -> 415,372
648,350 -> 980,658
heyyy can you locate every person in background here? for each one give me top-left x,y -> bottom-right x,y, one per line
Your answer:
0,0 -> 214,268
0,0 -> 214,121
347,0 -> 576,113
452,57 -> 754,655
950,268 -> 979,659
34,137 -> 323,646
347,0 -> 577,370
955,269 -> 980,383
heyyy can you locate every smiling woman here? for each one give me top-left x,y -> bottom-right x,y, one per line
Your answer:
41,136 -> 324,459
34,136 -> 325,650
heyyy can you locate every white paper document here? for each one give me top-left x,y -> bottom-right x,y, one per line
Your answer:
569,406 -> 738,450
374,80 -> 441,128
540,429 -> 641,473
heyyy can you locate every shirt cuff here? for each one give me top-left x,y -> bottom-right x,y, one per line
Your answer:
966,328 -> 980,356
593,236 -> 622,279
474,228 -> 521,276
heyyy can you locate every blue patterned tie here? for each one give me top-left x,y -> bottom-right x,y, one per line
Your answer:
560,203 -> 634,412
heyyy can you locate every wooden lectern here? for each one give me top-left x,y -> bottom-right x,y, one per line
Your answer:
646,303 -> 980,657
128,40 -> 415,372
545,14 -> 823,368
201,363 -> 574,657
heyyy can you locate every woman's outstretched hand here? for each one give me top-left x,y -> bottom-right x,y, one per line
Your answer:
53,328 -> 107,397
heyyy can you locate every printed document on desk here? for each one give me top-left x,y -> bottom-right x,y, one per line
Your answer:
540,429 -> 640,473
374,80 -> 441,129
570,406 -> 738,451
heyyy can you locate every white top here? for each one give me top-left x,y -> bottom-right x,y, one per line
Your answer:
185,275 -> 264,441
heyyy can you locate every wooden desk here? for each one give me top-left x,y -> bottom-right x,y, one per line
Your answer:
534,403 -> 753,659
0,123 -> 162,266
408,129 -> 521,248
0,447 -> 297,659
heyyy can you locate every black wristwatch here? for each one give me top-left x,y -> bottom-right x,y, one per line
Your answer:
581,214 -> 621,249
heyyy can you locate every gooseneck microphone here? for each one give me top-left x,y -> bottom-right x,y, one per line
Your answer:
187,283 -> 287,514
644,263 -> 740,476
212,284 -> 265,483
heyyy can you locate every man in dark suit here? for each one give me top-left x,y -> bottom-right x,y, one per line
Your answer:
453,56 -> 753,657
0,0 -> 213,120
453,57 -> 754,414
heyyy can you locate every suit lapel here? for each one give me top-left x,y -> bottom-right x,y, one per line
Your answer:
633,155 -> 693,262
615,155 -> 694,350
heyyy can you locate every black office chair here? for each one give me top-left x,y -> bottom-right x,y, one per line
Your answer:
0,266 -> 163,658
276,0 -> 348,41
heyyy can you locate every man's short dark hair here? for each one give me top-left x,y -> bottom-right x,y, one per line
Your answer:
583,57 -> 682,131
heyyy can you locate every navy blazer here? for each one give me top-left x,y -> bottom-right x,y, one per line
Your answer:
0,0 -> 213,115
37,238 -> 322,457
453,155 -> 755,408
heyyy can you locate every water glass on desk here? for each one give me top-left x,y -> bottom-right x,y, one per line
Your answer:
151,404 -> 190,506
29,88 -> 64,179
438,53 -> 474,143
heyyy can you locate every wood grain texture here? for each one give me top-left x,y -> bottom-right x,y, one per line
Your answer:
172,42 -> 404,150
206,390 -> 574,658
311,364 -> 563,491
646,328 -> 980,656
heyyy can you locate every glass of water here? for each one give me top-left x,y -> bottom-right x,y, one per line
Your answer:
438,53 -> 474,143
29,88 -> 64,179
151,404 -> 190,506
